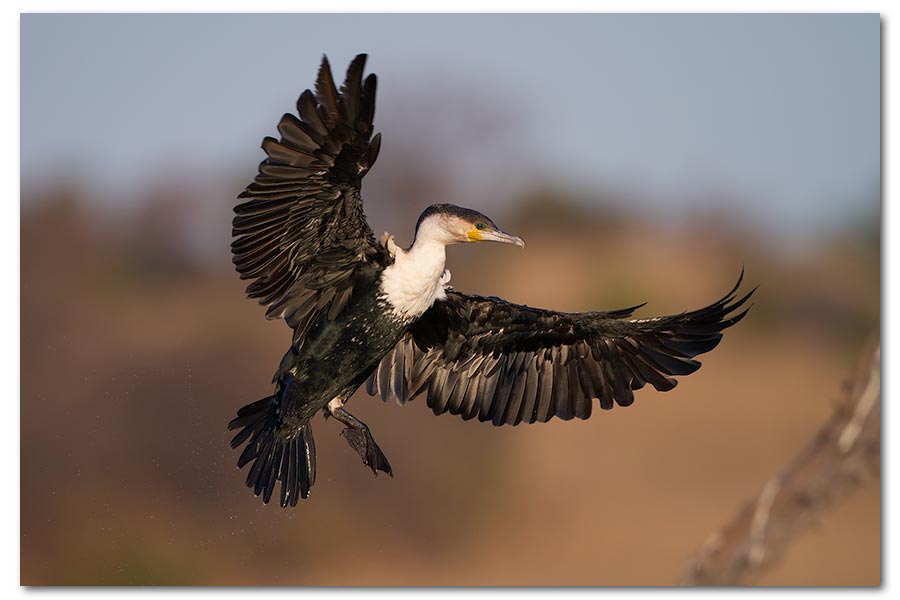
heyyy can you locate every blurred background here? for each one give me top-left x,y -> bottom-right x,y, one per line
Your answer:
20,13 -> 880,586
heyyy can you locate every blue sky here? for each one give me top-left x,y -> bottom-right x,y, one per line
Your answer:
21,13 -> 880,238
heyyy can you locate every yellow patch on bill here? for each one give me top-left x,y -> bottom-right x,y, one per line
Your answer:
467,228 -> 483,242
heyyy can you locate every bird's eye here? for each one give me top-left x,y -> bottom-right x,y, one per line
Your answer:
475,223 -> 485,230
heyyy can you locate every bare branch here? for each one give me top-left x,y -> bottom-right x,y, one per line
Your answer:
680,339 -> 881,586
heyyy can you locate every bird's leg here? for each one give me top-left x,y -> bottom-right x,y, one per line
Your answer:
326,398 -> 393,477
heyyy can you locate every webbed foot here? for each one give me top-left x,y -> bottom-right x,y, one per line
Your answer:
340,425 -> 393,476
326,398 -> 393,477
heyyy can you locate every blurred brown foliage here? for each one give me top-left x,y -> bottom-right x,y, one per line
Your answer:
21,173 -> 879,585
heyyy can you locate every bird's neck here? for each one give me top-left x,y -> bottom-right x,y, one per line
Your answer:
407,236 -> 448,264
379,235 -> 450,320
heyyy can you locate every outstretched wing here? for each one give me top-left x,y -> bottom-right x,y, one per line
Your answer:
367,273 -> 754,426
233,54 -> 390,346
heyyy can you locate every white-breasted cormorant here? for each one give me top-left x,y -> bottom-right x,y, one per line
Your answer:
229,54 -> 754,508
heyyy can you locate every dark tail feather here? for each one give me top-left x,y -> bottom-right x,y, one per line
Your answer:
228,396 -> 316,507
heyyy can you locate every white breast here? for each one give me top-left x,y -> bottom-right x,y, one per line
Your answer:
379,241 -> 449,320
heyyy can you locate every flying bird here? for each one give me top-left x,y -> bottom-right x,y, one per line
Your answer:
228,54 -> 754,508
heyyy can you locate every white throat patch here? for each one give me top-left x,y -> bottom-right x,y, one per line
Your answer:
379,237 -> 450,320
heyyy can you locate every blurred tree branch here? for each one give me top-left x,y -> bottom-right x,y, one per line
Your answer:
680,338 -> 881,586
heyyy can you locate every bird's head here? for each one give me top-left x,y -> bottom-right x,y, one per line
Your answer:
413,204 -> 525,248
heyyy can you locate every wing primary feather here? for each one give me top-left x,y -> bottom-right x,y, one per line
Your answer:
296,89 -> 328,138
314,55 -> 342,122
360,73 -> 378,128
365,132 -> 382,170
341,54 -> 367,123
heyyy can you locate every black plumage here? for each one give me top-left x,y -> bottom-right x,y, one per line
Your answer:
232,53 -> 389,346
367,274 -> 752,426
228,53 -> 755,509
